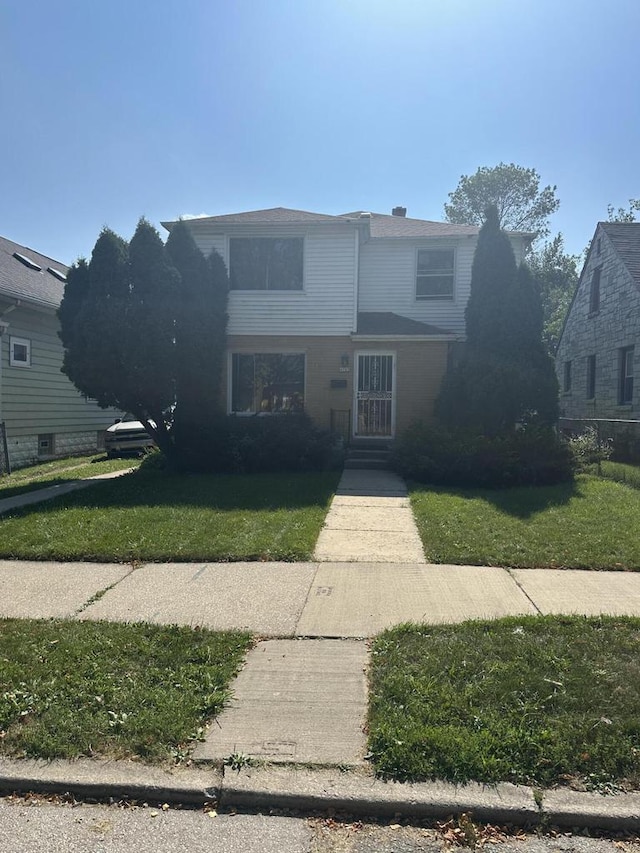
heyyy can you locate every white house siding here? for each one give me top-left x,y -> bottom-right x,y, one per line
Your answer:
0,306 -> 117,468
358,238 -> 476,335
556,227 -> 640,422
188,224 -> 358,336
358,234 -> 529,336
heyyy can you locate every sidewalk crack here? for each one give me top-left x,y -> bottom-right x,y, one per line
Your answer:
507,568 -> 542,615
73,562 -> 143,617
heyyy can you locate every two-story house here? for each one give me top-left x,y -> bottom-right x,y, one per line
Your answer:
0,235 -> 118,470
556,222 -> 639,445
162,207 -> 530,442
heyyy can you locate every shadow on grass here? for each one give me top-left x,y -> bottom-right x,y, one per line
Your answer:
412,477 -> 583,520
6,468 -> 341,516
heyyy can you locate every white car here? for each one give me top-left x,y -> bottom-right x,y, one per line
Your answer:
104,416 -> 156,457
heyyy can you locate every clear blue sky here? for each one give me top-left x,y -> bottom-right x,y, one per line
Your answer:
2,0 -> 639,265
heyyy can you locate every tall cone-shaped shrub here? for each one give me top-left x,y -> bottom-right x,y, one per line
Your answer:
435,205 -> 559,434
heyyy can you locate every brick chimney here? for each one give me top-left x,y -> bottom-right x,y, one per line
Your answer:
391,206 -> 407,217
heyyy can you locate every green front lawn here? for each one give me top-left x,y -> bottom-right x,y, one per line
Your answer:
369,616 -> 640,788
0,469 -> 339,562
410,474 -> 640,570
0,455 -> 139,501
0,619 -> 251,762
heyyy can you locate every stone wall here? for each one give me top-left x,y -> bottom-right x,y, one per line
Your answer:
556,226 -> 639,421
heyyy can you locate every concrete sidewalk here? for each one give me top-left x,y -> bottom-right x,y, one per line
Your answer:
2,467 -> 640,827
0,467 -> 135,516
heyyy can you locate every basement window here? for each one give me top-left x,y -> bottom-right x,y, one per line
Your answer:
38,434 -> 55,456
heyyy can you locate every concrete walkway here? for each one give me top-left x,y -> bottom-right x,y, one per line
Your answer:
2,467 -> 640,825
313,469 -> 425,562
0,467 -> 135,515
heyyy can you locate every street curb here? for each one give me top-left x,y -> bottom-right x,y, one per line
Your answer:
0,759 -> 221,807
0,761 -> 639,832
220,767 -> 540,825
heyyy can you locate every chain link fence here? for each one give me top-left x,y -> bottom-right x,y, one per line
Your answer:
559,417 -> 640,464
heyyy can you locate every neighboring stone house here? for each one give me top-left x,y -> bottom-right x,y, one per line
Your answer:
555,222 -> 640,447
162,207 -> 531,442
0,235 -> 118,469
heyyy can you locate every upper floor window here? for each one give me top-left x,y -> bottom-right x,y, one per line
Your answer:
563,360 -> 572,393
589,267 -> 601,313
586,354 -> 596,400
229,237 -> 303,291
620,346 -> 634,404
416,249 -> 454,300
9,336 -> 31,367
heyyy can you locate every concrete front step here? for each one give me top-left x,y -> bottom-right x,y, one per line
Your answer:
344,458 -> 389,470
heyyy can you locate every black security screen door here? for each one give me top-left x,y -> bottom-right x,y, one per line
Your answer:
355,354 -> 393,436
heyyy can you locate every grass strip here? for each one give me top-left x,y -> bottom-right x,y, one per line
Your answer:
0,469 -> 339,562
0,455 -> 139,501
410,475 -> 640,570
368,616 -> 640,789
595,460 -> 640,491
0,618 -> 251,762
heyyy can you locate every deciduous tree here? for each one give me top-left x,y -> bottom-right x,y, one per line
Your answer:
528,234 -> 579,355
444,163 -> 559,240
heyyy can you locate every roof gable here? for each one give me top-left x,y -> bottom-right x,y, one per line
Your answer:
0,236 -> 68,308
600,222 -> 640,290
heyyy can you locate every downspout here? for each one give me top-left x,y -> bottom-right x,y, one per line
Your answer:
352,226 -> 360,334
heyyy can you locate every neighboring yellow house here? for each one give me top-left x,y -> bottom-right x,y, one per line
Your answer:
163,207 -> 531,443
0,235 -> 117,470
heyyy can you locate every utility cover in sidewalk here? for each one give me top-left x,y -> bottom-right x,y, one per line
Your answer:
194,639 -> 368,766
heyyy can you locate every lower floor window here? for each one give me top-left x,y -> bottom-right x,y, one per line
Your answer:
231,353 -> 305,414
620,346 -> 634,404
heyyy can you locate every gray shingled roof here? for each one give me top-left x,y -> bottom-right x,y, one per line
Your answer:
343,211 -> 480,239
0,235 -> 68,308
356,312 -> 455,337
162,207 -> 354,230
163,207 -> 484,238
601,222 -> 640,289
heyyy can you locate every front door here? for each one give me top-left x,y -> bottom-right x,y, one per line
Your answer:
354,353 -> 395,437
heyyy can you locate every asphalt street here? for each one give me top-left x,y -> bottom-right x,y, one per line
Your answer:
1,798 -> 639,853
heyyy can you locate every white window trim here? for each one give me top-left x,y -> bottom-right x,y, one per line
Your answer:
9,336 -> 31,368
415,247 -> 456,301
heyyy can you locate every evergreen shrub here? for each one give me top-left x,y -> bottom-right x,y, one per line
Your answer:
144,414 -> 343,474
392,422 -> 574,488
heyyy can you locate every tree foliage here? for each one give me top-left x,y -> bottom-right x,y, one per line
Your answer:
527,234 -> 579,355
607,198 -> 640,223
59,218 -> 228,465
444,163 -> 560,240
435,206 -> 559,435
